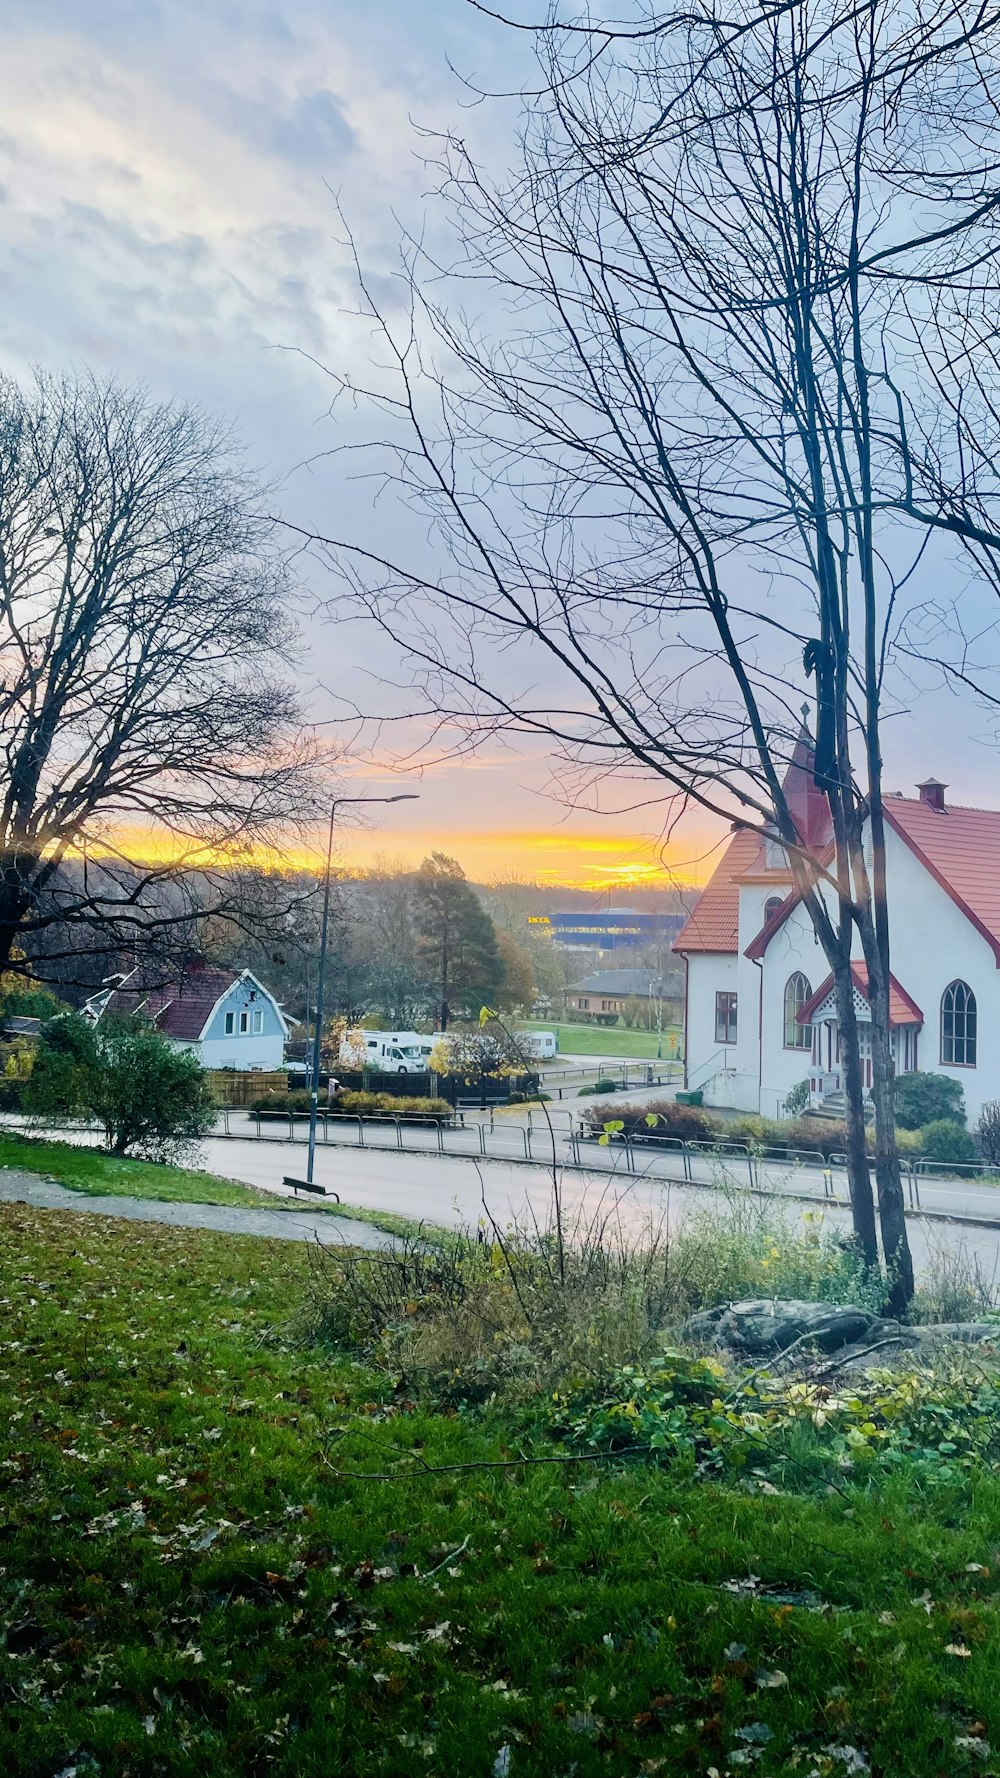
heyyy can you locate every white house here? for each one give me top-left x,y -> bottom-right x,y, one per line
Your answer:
676,726 -> 1000,1122
85,963 -> 289,1072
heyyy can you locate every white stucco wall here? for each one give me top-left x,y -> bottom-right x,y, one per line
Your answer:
873,823 -> 999,1122
751,821 -> 1000,1122
684,951 -> 760,1109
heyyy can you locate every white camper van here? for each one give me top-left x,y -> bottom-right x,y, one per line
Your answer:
516,1030 -> 558,1060
340,1031 -> 434,1074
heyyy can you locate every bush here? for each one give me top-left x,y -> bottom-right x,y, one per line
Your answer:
298,1193 -> 885,1406
249,1090 -> 452,1123
895,1070 -> 965,1130
580,1099 -> 857,1158
580,1098 -> 715,1142
250,1090 -> 312,1115
783,1078 -> 810,1117
26,1014 -> 215,1161
332,1091 -> 451,1123
977,1101 -> 1000,1167
917,1119 -> 978,1171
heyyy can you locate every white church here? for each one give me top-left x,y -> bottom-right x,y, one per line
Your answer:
675,725 -> 1000,1121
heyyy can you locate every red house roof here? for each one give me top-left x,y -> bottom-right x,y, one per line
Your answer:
674,828 -> 768,954
675,720 -> 833,957
747,792 -> 1000,965
99,966 -> 243,1041
883,796 -> 1000,965
796,962 -> 923,1029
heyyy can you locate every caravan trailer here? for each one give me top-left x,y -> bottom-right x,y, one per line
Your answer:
341,1030 -> 434,1074
516,1030 -> 558,1061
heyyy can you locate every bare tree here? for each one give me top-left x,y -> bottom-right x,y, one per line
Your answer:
301,0 -> 1000,1308
0,370 -> 328,986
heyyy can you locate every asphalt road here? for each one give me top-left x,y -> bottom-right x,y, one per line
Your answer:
7,1114 -> 1000,1283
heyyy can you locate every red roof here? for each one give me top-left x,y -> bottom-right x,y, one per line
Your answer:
796,962 -> 923,1028
101,966 -> 241,1041
675,721 -> 833,956
674,829 -> 767,953
883,796 -> 1000,965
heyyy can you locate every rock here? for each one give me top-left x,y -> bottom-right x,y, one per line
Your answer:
686,1299 -> 1000,1359
687,1299 -> 888,1355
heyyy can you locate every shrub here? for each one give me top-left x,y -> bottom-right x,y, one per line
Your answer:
895,1070 -> 965,1130
593,1078 -> 618,1093
783,1078 -> 811,1117
250,1091 -> 312,1115
26,1014 -> 215,1161
917,1119 -> 978,1171
977,1101 -> 1000,1167
332,1091 -> 452,1124
581,1098 -> 715,1142
298,1193 -> 885,1405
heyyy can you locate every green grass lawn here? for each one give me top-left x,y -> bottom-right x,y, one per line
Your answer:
0,1131 -> 274,1209
2,1204 -> 999,1777
522,1019 -> 683,1061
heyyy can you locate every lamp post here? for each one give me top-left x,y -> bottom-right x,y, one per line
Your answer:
304,792 -> 418,1188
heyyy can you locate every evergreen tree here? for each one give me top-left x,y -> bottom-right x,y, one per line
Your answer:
412,854 -> 504,1030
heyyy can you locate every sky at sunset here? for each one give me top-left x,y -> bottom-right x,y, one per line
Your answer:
4,0 -> 999,889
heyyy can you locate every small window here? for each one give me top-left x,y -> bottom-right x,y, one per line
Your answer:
783,972 -> 812,1049
224,1011 -> 235,1035
941,980 -> 977,1066
715,991 -> 738,1045
239,1010 -> 249,1034
252,1009 -> 263,1034
764,895 -> 784,923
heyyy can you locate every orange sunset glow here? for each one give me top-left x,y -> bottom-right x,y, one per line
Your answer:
83,823 -> 718,889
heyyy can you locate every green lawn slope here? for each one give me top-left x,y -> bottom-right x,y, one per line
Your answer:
1,1204 -> 997,1777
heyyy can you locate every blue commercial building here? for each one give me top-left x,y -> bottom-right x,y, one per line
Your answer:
527,907 -> 687,952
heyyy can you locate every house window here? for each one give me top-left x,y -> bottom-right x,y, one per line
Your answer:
239,1010 -> 249,1034
941,980 -> 977,1066
715,991 -> 738,1045
783,972 -> 812,1048
224,1012 -> 235,1035
764,895 -> 784,923
252,1009 -> 263,1034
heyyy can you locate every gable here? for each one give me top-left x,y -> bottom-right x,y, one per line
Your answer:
883,799 -> 1000,966
202,972 -> 289,1043
674,830 -> 765,953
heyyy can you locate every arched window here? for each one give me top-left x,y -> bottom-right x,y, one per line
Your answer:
783,972 -> 812,1049
764,895 -> 784,924
941,980 -> 977,1067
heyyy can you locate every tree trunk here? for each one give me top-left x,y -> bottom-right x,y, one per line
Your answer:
863,959 -> 914,1313
0,864 -> 31,977
831,965 -> 879,1268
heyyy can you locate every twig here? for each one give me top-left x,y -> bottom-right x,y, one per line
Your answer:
804,1335 -> 907,1380
318,1440 -> 658,1480
421,1534 -> 471,1579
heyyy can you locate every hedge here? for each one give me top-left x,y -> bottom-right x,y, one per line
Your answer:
580,1099 -> 990,1166
249,1090 -> 452,1124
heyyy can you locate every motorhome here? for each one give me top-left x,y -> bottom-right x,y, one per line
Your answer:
516,1029 -> 558,1060
340,1030 -> 434,1074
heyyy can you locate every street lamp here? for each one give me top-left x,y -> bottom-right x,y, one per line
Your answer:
300,792 -> 419,1190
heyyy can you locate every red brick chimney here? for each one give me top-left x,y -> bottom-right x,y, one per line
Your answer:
916,778 -> 947,811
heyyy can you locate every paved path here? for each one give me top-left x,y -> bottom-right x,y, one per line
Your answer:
0,1171 -> 392,1248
